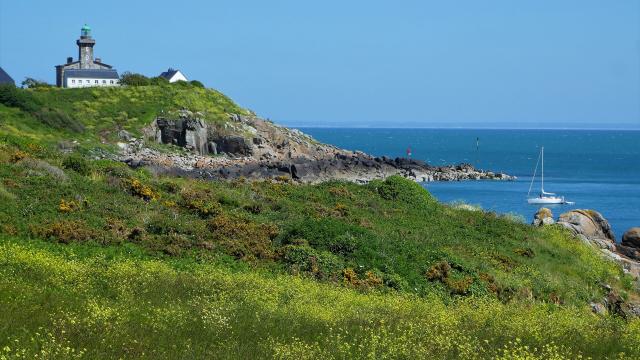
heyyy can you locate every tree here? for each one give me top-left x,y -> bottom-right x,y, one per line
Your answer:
119,72 -> 150,86
21,77 -> 52,89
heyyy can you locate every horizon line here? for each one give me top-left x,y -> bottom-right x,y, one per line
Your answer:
286,125 -> 640,131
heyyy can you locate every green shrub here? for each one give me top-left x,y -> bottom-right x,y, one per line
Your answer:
179,188 -> 222,217
190,80 -> 205,88
0,84 -> 40,112
119,72 -> 151,86
281,244 -> 344,279
383,272 -> 408,290
62,154 -> 91,175
369,175 -> 435,206
280,218 -> 368,252
30,220 -> 97,243
207,214 -> 278,261
326,233 -> 359,255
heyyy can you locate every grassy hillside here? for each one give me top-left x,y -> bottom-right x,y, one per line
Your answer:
0,83 -> 248,149
0,85 -> 639,358
2,237 -> 639,359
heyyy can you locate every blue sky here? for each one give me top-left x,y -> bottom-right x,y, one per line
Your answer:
1,0 -> 639,128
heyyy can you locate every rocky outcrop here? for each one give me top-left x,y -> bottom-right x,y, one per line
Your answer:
557,210 -> 616,250
211,135 -> 253,156
622,228 -> 640,248
122,112 -> 516,184
532,208 -> 554,226
619,228 -> 640,262
604,289 -> 640,319
534,209 -> 640,298
148,113 -> 209,155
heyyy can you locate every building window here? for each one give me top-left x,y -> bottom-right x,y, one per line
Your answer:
78,80 -> 82,84
102,80 -> 106,84
110,80 -> 114,84
95,80 -> 99,84
71,80 -> 75,84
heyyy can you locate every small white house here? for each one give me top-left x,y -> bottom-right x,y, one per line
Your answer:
159,68 -> 188,83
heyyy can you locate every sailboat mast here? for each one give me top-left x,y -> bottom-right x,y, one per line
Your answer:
541,147 -> 544,193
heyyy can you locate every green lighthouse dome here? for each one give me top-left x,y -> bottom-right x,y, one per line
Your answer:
81,24 -> 91,37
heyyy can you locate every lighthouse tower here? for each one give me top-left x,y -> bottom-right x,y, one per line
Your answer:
77,24 -> 96,68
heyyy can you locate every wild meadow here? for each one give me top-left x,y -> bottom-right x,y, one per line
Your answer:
0,84 -> 639,358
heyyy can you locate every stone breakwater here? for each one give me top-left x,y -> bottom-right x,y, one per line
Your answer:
110,111 -> 515,184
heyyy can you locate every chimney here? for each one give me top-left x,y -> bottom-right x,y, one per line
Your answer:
95,57 -> 102,63
67,57 -> 73,64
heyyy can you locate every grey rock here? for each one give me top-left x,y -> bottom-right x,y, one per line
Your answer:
617,244 -> 640,261
532,208 -> 553,226
622,227 -> 640,249
590,302 -> 607,315
208,142 -> 217,155
213,135 -> 253,156
557,209 -> 616,243
153,116 -> 209,155
118,129 -> 133,141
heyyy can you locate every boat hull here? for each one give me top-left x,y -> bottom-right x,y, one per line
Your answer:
527,197 -> 566,205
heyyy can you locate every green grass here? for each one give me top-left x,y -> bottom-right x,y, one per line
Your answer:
1,237 -> 639,359
0,85 -> 638,358
0,148 -> 625,305
0,83 -> 248,150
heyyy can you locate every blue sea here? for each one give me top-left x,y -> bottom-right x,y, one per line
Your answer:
298,128 -> 640,240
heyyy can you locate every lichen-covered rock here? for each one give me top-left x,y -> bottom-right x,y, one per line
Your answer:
532,208 -> 554,226
622,228 -> 640,249
557,210 -> 616,248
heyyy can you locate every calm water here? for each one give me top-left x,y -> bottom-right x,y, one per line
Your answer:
298,128 -> 640,240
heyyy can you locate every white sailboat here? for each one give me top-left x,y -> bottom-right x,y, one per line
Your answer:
527,147 -> 571,205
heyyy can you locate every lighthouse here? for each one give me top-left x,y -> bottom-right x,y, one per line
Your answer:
55,25 -> 120,88
77,24 -> 96,69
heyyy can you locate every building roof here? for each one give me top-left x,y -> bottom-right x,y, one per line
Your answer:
0,67 -> 15,85
93,61 -> 113,69
57,61 -> 113,70
64,69 -> 119,80
159,69 -> 180,79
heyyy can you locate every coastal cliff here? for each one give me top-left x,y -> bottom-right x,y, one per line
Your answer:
117,110 -> 514,183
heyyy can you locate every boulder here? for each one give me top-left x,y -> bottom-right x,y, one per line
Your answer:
622,228 -> 640,249
152,116 -> 209,155
212,135 -> 253,156
557,210 -> 616,248
617,244 -> 640,262
532,208 -> 554,226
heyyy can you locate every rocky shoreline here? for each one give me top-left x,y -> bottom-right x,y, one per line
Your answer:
533,208 -> 640,318
112,111 -> 515,184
